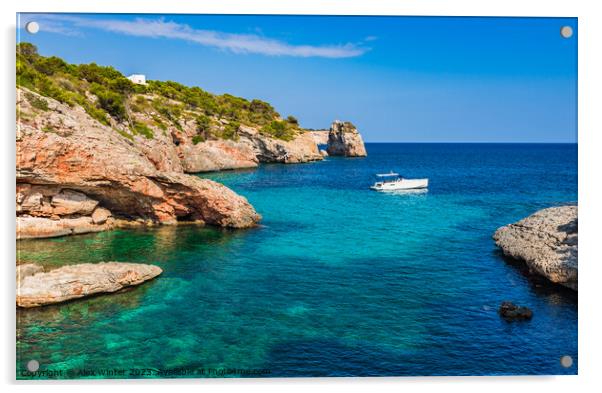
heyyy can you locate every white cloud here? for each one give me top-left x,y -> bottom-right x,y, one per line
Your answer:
23,14 -> 369,59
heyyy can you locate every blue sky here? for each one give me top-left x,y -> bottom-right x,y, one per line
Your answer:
18,14 -> 577,142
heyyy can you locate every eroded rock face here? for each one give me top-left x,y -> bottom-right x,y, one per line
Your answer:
16,262 -> 162,308
136,137 -> 184,173
493,205 -> 577,291
326,121 -> 367,157
91,207 -> 111,225
239,126 -> 324,164
51,189 -> 99,216
309,130 -> 330,146
16,88 -> 261,238
178,139 -> 258,173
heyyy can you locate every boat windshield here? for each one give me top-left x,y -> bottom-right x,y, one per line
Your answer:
376,172 -> 401,182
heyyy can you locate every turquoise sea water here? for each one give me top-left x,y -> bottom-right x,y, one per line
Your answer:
16,143 -> 577,378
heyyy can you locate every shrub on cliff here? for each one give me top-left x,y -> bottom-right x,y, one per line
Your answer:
221,121 -> 240,141
90,83 -> 127,121
261,120 -> 295,141
286,115 -> 299,126
34,56 -> 71,76
192,135 -> 205,145
195,114 -> 212,139
17,42 -> 38,59
132,121 -> 154,139
24,92 -> 49,111
196,114 -> 211,132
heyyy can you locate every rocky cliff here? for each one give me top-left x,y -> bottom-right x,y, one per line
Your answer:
326,120 -> 367,157
16,45 -> 366,239
172,120 -> 323,173
17,88 -> 261,239
309,130 -> 330,145
493,205 -> 577,291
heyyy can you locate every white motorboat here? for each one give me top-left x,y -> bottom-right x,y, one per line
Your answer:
370,172 -> 429,191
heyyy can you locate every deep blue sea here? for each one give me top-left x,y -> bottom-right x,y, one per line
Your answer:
17,143 -> 578,378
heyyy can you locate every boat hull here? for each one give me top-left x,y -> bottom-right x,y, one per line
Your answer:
370,178 -> 429,191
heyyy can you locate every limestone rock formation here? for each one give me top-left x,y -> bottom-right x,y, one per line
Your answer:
16,263 -> 44,283
50,189 -> 99,216
17,88 -> 260,239
91,207 -> 111,225
493,205 -> 577,291
16,262 -> 162,307
309,130 -> 330,146
238,126 -> 323,164
178,139 -> 258,173
175,127 -> 323,173
17,216 -> 115,240
326,120 -> 367,157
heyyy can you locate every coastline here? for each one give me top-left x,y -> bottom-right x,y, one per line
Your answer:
16,143 -> 578,376
16,84 -> 367,240
15,39 -> 578,378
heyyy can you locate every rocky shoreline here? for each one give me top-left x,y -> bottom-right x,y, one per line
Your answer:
493,205 -> 578,291
17,88 -> 367,239
16,71 -> 368,307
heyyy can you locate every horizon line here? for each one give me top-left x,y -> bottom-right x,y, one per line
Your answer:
360,141 -> 578,144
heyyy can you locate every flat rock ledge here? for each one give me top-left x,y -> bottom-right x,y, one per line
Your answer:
493,205 -> 577,291
17,262 -> 162,308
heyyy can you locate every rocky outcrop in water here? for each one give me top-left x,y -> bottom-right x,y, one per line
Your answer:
498,301 -> 533,321
17,88 -> 260,239
326,120 -> 367,157
493,205 -> 577,291
16,262 -> 162,308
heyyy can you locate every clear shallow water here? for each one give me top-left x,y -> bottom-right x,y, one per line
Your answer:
17,143 -> 577,378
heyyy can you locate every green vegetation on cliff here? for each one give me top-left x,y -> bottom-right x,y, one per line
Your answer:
16,43 -> 302,141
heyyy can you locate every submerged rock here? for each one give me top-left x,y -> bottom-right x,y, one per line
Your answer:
498,301 -> 533,321
326,120 -> 367,157
493,205 -> 577,291
16,262 -> 162,308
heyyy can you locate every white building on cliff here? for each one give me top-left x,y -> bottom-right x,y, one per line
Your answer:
127,74 -> 147,85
